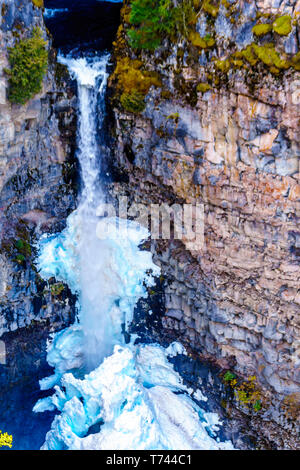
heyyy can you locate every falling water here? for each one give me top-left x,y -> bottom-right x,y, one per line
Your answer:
34,54 -> 235,450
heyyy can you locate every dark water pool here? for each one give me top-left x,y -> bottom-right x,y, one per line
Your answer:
44,0 -> 122,54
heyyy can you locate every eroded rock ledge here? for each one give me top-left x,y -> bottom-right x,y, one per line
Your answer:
109,0 -> 300,448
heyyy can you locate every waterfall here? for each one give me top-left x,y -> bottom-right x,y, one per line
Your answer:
34,53 -> 234,451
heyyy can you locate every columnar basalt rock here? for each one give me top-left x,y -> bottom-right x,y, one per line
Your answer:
110,0 -> 300,448
0,0 -> 77,336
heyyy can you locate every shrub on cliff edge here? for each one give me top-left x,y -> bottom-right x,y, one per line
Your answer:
5,27 -> 48,105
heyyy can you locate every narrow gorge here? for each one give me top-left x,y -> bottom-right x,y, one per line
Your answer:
0,0 -> 299,451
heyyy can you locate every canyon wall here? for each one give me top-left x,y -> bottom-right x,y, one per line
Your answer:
110,0 -> 300,447
0,0 -> 77,337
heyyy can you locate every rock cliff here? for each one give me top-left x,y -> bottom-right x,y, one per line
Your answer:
0,0 -> 77,337
109,0 -> 300,448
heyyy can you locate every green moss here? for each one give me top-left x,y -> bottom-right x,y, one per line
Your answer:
282,393 -> 300,419
235,376 -> 262,411
189,31 -> 215,49
50,283 -> 65,297
161,89 -> 173,100
14,254 -> 26,265
252,23 -> 272,36
202,0 -> 219,18
196,82 -> 211,93
32,0 -> 44,7
252,43 -> 290,70
120,90 -> 146,113
215,58 -> 230,73
253,400 -> 262,412
291,52 -> 300,71
230,58 -> 244,68
111,57 -> 161,112
240,45 -> 258,66
54,62 -> 69,87
223,373 -> 263,412
238,43 -> 290,74
166,112 -> 180,121
5,27 -> 48,105
273,15 -> 292,36
15,239 -> 31,257
223,371 -> 236,382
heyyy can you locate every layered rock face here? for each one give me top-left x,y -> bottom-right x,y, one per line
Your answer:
110,0 -> 300,447
0,1 -> 77,337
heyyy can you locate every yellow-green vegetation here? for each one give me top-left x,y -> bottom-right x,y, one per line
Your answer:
230,57 -> 244,68
215,58 -> 231,73
291,52 -> 300,71
239,45 -> 258,66
14,239 -> 31,257
223,372 -> 263,412
202,0 -> 219,18
13,238 -> 31,265
235,376 -> 262,411
166,112 -> 180,121
252,43 -> 290,71
252,23 -> 272,36
1,222 -> 32,266
0,430 -> 13,448
5,27 -> 48,105
196,82 -> 211,93
189,31 -> 215,49
112,57 -> 161,113
217,42 -> 291,76
50,283 -> 65,297
32,0 -> 44,7
120,90 -> 146,113
272,15 -> 292,36
223,371 -> 236,382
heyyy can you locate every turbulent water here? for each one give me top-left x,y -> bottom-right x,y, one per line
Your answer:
33,54 -> 234,450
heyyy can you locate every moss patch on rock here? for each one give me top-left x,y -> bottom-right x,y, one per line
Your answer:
120,90 -> 146,113
273,15 -> 292,36
202,0 -> 219,18
111,57 -> 161,113
252,23 -> 272,36
252,43 -> 290,71
189,31 -> 215,49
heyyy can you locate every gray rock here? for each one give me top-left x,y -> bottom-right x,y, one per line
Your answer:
166,309 -> 183,321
